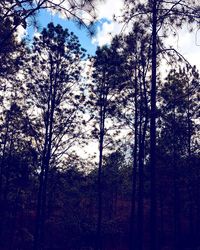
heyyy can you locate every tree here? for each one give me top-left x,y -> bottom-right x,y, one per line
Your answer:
122,1 -> 200,248
0,100 -> 37,248
102,151 -> 123,220
90,43 -> 125,250
158,66 -> 199,249
109,26 -> 151,250
24,22 -> 86,250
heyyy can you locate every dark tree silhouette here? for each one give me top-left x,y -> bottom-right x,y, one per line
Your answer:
24,23 -> 86,250
122,1 -> 200,248
90,43 -> 125,250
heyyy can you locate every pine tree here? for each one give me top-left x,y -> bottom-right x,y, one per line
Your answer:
24,22 -> 86,250
122,1 -> 200,248
89,43 -> 125,250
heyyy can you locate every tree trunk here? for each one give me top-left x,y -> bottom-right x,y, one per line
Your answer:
172,105 -> 181,250
129,65 -> 138,250
138,112 -> 148,250
159,190 -> 164,249
0,115 -> 11,243
137,69 -> 148,250
150,1 -> 158,249
96,128 -> 104,250
34,55 -> 57,250
96,70 -> 107,250
187,81 -> 195,243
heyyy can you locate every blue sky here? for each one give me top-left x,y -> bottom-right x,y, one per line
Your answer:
27,9 -> 98,55
25,0 -> 125,55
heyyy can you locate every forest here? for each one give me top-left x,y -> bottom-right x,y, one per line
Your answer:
0,0 -> 199,250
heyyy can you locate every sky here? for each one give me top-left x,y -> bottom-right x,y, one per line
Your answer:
27,9 -> 97,55
23,0 -> 126,55
21,0 -> 200,71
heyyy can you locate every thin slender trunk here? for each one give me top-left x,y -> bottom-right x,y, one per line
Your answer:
138,115 -> 148,250
0,116 -> 10,243
196,184 -> 200,244
137,122 -> 144,250
34,109 -> 51,250
129,66 -> 138,250
40,66 -> 57,248
159,190 -> 164,249
114,189 -> 118,217
34,55 -> 57,250
34,166 -> 45,250
187,82 -> 194,241
172,105 -> 180,250
0,117 -> 10,201
34,116 -> 51,250
150,1 -> 157,249
96,128 -> 104,250
173,168 -> 181,249
96,71 -> 107,250
138,50 -> 149,250
137,76 -> 144,250
173,153 -> 180,250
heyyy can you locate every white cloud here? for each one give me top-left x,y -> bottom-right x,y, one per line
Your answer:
92,21 -> 122,46
91,0 -> 130,46
165,27 -> 200,70
16,25 -> 27,42
96,0 -> 124,21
